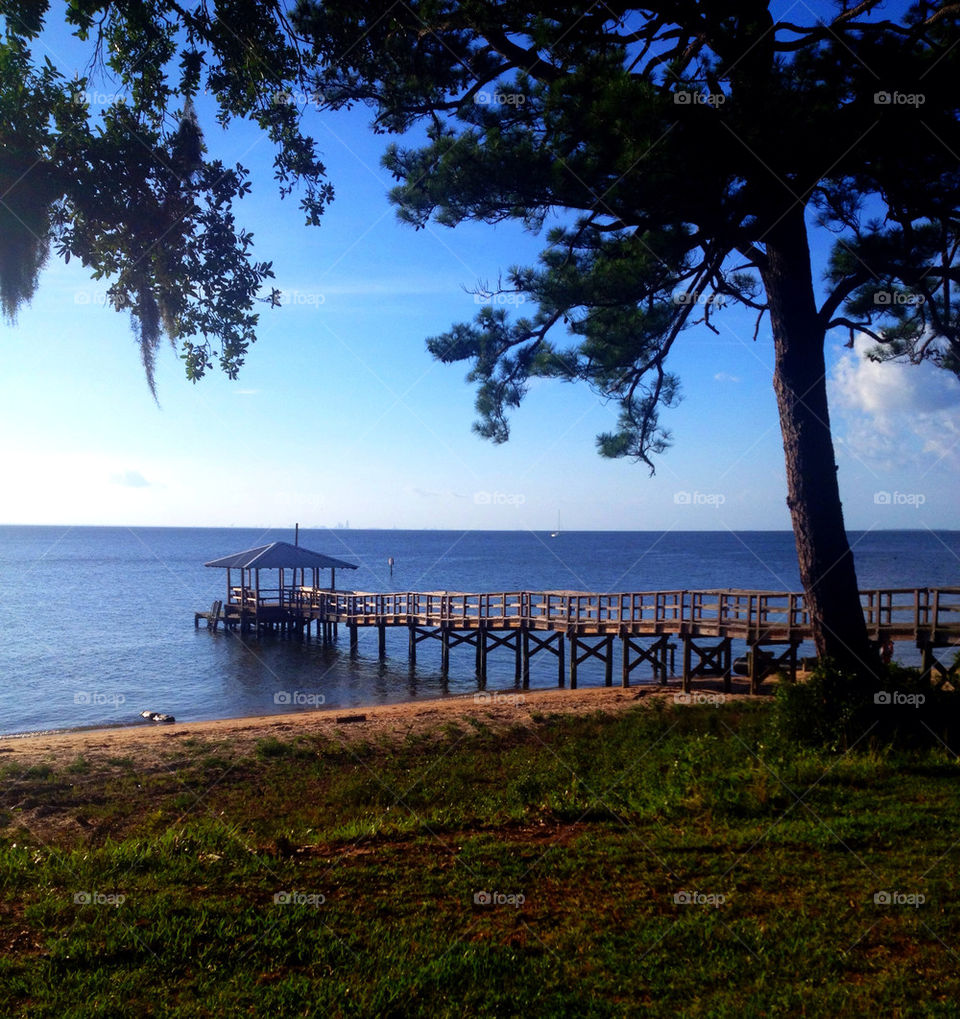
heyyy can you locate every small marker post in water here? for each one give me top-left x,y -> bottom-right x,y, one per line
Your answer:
388,556 -> 395,575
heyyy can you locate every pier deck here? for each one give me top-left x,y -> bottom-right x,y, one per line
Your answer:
197,587 -> 960,692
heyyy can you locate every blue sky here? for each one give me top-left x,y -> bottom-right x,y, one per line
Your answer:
1,7 -> 958,531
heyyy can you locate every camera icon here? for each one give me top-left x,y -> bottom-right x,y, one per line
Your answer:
874,491 -> 891,505
73,691 -> 91,705
473,890 -> 492,905
874,291 -> 892,305
673,890 -> 692,904
674,91 -> 692,104
673,491 -> 692,505
874,691 -> 891,705
874,890 -> 892,904
274,691 -> 291,705
73,891 -> 92,904
874,91 -> 892,104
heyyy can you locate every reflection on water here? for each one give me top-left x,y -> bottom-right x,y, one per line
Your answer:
200,626 -> 464,723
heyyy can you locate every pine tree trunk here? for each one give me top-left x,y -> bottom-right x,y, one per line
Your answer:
761,208 -> 876,675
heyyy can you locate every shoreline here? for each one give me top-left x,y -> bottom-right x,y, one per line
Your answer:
0,681 -> 766,767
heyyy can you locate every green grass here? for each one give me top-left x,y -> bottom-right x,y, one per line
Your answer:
1,702 -> 959,1016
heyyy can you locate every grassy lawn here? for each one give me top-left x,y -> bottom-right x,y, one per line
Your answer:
1,701 -> 958,1016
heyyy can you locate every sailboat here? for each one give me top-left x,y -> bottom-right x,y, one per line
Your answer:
550,510 -> 561,538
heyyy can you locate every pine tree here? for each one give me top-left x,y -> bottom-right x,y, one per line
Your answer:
292,1 -> 959,670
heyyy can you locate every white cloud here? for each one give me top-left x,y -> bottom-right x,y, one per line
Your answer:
830,335 -> 960,468
713,372 -> 740,383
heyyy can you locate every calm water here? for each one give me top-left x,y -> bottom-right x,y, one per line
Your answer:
0,527 -> 956,735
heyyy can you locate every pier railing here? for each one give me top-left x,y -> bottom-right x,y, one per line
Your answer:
223,586 -> 960,642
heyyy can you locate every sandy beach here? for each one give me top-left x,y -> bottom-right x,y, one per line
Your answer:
0,682 -> 763,771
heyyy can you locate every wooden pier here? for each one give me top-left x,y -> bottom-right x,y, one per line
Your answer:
196,586 -> 960,693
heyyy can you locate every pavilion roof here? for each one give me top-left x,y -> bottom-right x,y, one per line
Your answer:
204,541 -> 358,571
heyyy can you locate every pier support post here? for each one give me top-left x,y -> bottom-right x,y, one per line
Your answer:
476,627 -> 487,688
349,624 -> 358,652
378,623 -> 386,660
742,642 -> 797,692
920,644 -> 958,687
681,636 -> 733,691
520,629 -> 564,689
621,635 -> 672,687
515,630 -> 522,684
521,630 -> 530,688
441,629 -> 450,675
780,642 -> 796,685
568,635 -> 616,691
921,643 -> 934,680
408,621 -> 417,666
749,647 -> 761,695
